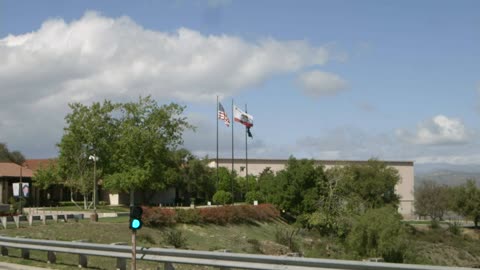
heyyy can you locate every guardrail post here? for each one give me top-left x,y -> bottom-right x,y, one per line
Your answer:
0,217 -> 6,229
13,216 -> 20,228
47,251 -> 56,264
164,262 -> 175,270
111,242 -> 128,270
28,215 -> 33,226
116,258 -> 126,270
78,254 -> 88,268
74,240 -> 89,268
41,214 -> 46,225
21,247 -> 29,259
1,246 -> 7,256
53,214 -> 58,223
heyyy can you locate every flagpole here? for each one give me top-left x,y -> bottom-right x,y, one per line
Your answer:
245,104 -> 248,195
231,99 -> 234,203
216,96 -> 219,189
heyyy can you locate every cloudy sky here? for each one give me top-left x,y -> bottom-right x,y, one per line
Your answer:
1,0 -> 479,168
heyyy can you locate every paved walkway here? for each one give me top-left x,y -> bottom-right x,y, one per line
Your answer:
0,262 -> 48,270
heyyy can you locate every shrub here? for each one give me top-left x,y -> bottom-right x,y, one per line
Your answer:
199,206 -> 230,225
213,191 -> 233,205
163,229 -> 187,248
245,191 -> 264,204
142,204 -> 280,227
176,209 -> 201,224
448,221 -> 463,236
142,207 -> 176,227
346,206 -> 408,263
275,227 -> 300,252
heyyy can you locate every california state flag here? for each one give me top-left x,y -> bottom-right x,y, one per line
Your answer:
233,105 -> 253,128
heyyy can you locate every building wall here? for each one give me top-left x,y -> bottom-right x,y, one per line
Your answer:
210,159 -> 414,218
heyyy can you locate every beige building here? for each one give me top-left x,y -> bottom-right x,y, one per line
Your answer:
209,158 -> 414,218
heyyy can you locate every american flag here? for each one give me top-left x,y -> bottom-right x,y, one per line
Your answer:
218,102 -> 230,127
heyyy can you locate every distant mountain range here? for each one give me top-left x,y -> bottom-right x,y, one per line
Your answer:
415,163 -> 480,186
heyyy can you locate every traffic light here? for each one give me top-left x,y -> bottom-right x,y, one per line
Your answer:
129,206 -> 143,231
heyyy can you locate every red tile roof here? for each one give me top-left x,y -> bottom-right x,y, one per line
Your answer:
24,159 -> 57,172
0,163 -> 34,178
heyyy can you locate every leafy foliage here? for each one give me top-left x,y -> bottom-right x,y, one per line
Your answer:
451,180 -> 480,228
213,190 -> 233,205
414,180 -> 450,221
104,96 -> 193,193
32,160 -> 60,190
245,191 -> 264,204
143,204 -> 279,226
257,157 -> 326,217
346,206 -> 408,262
0,143 -> 25,164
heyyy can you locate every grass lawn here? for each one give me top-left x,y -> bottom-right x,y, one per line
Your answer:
0,217 -> 300,269
1,216 -> 480,269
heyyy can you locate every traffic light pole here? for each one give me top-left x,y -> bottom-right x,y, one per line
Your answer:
132,229 -> 136,270
130,188 -> 136,270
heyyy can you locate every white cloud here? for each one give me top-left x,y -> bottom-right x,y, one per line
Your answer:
297,70 -> 348,97
0,12 -> 330,105
396,115 -> 469,145
0,11 -> 333,158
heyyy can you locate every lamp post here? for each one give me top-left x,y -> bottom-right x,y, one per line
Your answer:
88,154 -> 99,219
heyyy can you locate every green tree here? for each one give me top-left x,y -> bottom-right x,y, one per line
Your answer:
308,166 -> 355,237
0,143 -> 26,164
414,180 -> 450,222
347,206 -> 408,263
215,167 -> 238,195
32,160 -> 60,190
103,96 -> 193,202
338,159 -> 400,210
259,157 -> 326,217
452,180 -> 480,228
56,100 -> 117,209
213,190 -> 233,205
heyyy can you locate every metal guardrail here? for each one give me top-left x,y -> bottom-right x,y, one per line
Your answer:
0,236 -> 476,270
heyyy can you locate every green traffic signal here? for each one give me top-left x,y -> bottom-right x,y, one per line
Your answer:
129,206 -> 143,231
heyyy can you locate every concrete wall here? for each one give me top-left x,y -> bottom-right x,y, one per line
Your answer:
210,159 -> 414,218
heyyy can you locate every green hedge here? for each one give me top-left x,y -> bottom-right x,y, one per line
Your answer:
142,204 -> 279,227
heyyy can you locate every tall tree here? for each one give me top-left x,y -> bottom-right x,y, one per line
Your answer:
103,96 -> 193,201
0,143 -> 26,164
338,159 -> 400,210
452,180 -> 480,228
56,100 -> 118,209
414,180 -> 450,221
259,157 -> 326,217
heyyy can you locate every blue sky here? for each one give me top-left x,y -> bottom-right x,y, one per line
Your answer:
1,0 -> 479,167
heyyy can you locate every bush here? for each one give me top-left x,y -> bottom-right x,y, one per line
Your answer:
448,221 -> 463,235
143,207 -> 176,227
275,227 -> 300,252
176,209 -> 201,224
142,204 -> 280,227
245,191 -> 264,204
163,229 -> 187,248
346,206 -> 409,263
213,191 -> 233,205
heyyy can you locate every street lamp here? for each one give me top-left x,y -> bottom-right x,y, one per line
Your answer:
88,154 -> 99,213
